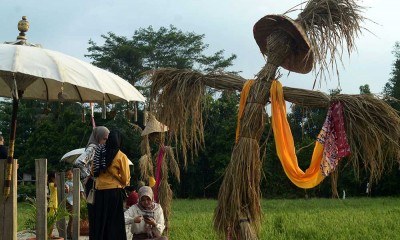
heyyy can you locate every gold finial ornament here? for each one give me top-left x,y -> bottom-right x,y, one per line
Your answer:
17,16 -> 29,40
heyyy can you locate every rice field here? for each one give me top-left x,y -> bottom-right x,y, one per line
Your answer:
18,197 -> 400,239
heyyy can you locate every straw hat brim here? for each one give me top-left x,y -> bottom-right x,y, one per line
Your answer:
253,14 -> 314,74
141,116 -> 169,136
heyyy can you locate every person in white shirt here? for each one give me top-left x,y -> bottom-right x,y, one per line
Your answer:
124,186 -> 167,240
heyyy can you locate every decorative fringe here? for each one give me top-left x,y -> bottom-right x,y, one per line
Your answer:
134,102 -> 138,122
102,97 -> 106,119
81,103 -> 86,122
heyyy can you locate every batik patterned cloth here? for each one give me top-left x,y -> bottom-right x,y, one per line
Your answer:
317,101 -> 351,176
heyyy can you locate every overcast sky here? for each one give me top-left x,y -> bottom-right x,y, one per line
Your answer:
1,0 -> 399,95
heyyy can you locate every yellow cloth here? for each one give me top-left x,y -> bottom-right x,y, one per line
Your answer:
235,79 -> 255,143
270,80 -> 325,189
48,182 -> 58,214
149,176 -> 156,188
95,150 -> 131,190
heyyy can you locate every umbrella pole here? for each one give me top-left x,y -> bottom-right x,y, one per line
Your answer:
3,92 -> 22,197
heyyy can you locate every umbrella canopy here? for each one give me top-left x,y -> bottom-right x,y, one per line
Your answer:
1,16 -> 145,198
0,43 -> 146,103
60,148 -> 133,165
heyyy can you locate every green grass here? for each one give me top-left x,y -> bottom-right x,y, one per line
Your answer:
18,198 -> 400,239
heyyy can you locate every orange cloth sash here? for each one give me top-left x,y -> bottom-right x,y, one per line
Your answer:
270,80 -> 325,189
235,80 -> 255,143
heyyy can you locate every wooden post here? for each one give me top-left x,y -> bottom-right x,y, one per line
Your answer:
0,159 -> 17,240
56,172 -> 67,238
72,168 -> 80,240
35,158 -> 47,240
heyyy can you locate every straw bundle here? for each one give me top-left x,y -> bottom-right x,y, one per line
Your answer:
146,69 -> 206,167
139,154 -> 153,181
148,68 -> 246,91
157,178 -> 173,232
156,146 -> 180,234
333,94 -> 400,183
283,86 -> 330,108
297,0 -> 366,82
165,146 -> 180,183
213,138 -> 261,240
140,135 -> 151,156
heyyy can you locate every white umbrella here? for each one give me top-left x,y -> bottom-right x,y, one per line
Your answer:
61,148 -> 133,165
0,43 -> 146,103
0,16 -> 144,197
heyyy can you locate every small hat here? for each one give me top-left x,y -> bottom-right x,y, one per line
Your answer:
253,15 -> 314,74
141,114 -> 168,136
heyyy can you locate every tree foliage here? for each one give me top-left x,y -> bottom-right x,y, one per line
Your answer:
86,25 -> 237,86
383,42 -> 400,110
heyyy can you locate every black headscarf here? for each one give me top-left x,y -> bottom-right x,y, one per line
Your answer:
105,130 -> 122,168
93,130 -> 122,177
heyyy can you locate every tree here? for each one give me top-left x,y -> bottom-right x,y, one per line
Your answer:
178,91 -> 239,198
383,42 -> 400,110
359,84 -> 371,94
86,25 -> 237,86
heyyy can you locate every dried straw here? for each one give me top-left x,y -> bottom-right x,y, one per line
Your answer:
298,0 -> 366,84
146,68 -> 207,167
157,178 -> 173,233
165,146 -> 180,183
284,86 -> 330,108
333,94 -> 400,183
138,154 -> 153,181
213,138 -> 262,240
140,135 -> 151,156
156,146 -> 178,235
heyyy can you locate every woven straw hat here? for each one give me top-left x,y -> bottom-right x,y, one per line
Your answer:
253,14 -> 314,74
141,114 -> 169,136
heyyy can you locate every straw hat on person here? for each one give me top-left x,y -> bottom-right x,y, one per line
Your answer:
141,114 -> 169,136
253,14 -> 314,74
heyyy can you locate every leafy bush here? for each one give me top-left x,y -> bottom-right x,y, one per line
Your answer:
18,182 -> 36,200
24,197 -> 71,238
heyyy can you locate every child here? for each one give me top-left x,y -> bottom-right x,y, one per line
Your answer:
65,168 -> 85,239
48,172 -> 58,216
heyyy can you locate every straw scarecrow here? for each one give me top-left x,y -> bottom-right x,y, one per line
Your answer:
144,0 -> 400,239
138,113 -> 180,233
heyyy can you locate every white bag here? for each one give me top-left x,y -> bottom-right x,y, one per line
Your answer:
86,180 -> 96,204
86,189 -> 95,204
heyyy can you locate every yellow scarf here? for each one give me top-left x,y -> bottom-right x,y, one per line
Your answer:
235,80 -> 255,143
270,80 -> 325,189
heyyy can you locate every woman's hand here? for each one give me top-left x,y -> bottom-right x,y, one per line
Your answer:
134,215 -> 142,223
143,216 -> 156,227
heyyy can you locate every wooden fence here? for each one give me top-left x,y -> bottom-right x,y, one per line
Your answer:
0,159 -> 82,240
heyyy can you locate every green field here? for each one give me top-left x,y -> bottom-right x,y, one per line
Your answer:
18,197 -> 400,239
